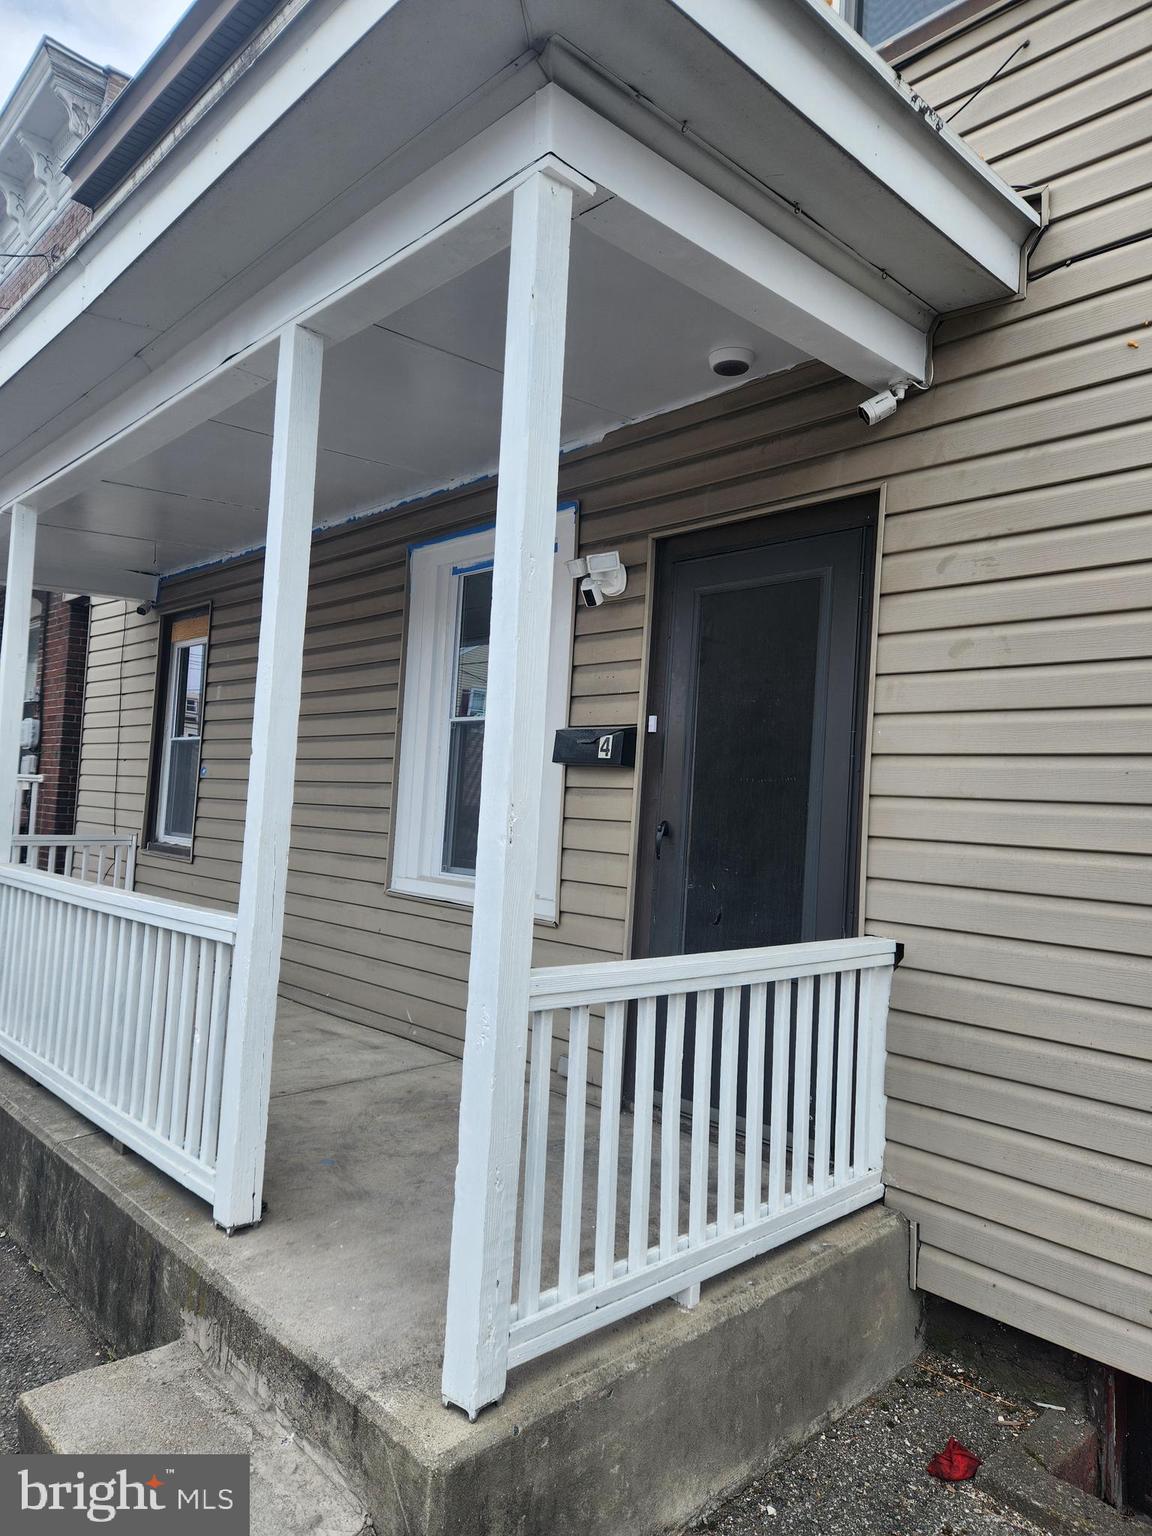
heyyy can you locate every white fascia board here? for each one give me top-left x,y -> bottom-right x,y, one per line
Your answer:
543,88 -> 928,388
674,0 -> 1038,291
0,0 -> 405,397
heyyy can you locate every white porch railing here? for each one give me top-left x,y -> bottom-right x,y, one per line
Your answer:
14,772 -> 42,835
0,865 -> 237,1201
10,834 -> 137,890
505,937 -> 896,1370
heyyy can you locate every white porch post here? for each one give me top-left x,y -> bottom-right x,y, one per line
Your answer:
441,166 -> 584,1418
0,503 -> 37,850
213,323 -> 324,1231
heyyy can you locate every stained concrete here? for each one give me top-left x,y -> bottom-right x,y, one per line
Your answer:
0,1004 -> 921,1535
0,1229 -> 105,1452
20,1340 -> 371,1536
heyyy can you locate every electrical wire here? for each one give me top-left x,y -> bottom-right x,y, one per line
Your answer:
945,38 -> 1030,123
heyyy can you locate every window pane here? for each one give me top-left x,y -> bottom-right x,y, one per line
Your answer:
443,719 -> 485,874
176,642 -> 205,737
164,739 -> 200,841
442,569 -> 493,875
859,0 -> 955,43
453,570 -> 492,720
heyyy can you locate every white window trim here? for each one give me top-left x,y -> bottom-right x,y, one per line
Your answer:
155,634 -> 206,850
391,505 -> 577,923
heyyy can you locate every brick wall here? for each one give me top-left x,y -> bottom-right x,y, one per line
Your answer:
0,590 -> 89,835
38,595 -> 91,835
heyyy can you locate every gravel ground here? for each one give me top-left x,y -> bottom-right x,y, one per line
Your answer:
690,1350 -> 1052,1536
0,1229 -> 107,1453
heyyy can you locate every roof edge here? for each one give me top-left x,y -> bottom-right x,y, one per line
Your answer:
63,0 -> 290,209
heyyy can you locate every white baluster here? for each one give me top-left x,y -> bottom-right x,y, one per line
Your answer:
518,1009 -> 553,1318
688,989 -> 715,1251
594,1000 -> 625,1288
558,1005 -> 590,1301
743,981 -> 768,1221
659,993 -> 686,1261
833,966 -> 858,1185
790,976 -> 814,1203
198,944 -> 231,1167
628,995 -> 657,1272
716,986 -> 740,1236
812,973 -> 836,1197
183,941 -> 215,1154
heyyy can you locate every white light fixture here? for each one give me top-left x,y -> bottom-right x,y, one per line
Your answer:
566,551 -> 628,608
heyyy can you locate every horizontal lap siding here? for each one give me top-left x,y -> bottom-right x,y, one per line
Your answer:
559,0 -> 1152,1375
880,0 -> 1152,1378
77,497 -> 631,1072
73,0 -> 1150,1371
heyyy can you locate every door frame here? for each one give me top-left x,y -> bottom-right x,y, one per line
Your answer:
629,494 -> 880,966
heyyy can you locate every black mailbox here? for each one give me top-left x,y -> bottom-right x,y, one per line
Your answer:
552,725 -> 637,768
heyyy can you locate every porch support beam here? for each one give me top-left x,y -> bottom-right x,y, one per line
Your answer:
441,163 -> 586,1419
212,322 -> 324,1232
0,504 -> 37,848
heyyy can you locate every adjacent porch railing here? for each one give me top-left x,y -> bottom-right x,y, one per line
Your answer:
506,937 -> 896,1370
14,772 -> 42,835
0,865 -> 237,1201
10,834 -> 138,890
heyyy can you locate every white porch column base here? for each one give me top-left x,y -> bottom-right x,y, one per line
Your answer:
441,165 -> 587,1419
213,323 -> 324,1232
0,504 -> 38,850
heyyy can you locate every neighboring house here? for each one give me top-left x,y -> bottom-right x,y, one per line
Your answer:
0,41 -> 116,845
0,39 -> 126,320
0,0 -> 1148,1529
0,587 -> 91,838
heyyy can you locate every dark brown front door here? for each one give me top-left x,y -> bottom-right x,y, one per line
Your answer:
632,499 -> 876,1107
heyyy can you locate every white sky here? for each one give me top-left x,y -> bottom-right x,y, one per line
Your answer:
0,0 -> 191,110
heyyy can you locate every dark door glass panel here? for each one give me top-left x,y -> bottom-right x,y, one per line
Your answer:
683,577 -> 822,953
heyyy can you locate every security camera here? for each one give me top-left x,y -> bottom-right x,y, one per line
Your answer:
135,601 -> 155,616
709,346 -> 755,379
567,551 -> 628,607
857,386 -> 906,427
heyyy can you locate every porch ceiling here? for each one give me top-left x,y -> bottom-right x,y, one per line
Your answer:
0,0 -> 1037,598
27,228 -> 807,592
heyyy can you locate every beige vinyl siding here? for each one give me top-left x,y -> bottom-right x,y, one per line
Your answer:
77,497 -> 631,1070
74,0 -> 1152,1374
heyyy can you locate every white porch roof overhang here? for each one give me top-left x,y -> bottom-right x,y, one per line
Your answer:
0,0 -> 1038,599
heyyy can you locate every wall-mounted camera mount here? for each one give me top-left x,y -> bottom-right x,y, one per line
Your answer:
566,551 -> 628,608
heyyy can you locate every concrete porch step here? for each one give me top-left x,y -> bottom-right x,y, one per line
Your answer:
18,1340 -> 372,1536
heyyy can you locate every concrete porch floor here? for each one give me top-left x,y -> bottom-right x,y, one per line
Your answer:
0,1001 -> 921,1536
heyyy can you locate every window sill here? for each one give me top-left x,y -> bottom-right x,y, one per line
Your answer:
390,873 -> 558,926
144,841 -> 194,861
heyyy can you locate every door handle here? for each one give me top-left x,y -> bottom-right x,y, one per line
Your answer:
655,819 -> 670,859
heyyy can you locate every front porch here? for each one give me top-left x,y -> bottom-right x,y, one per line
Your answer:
0,0 -> 1038,1513
0,994 -> 920,1535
